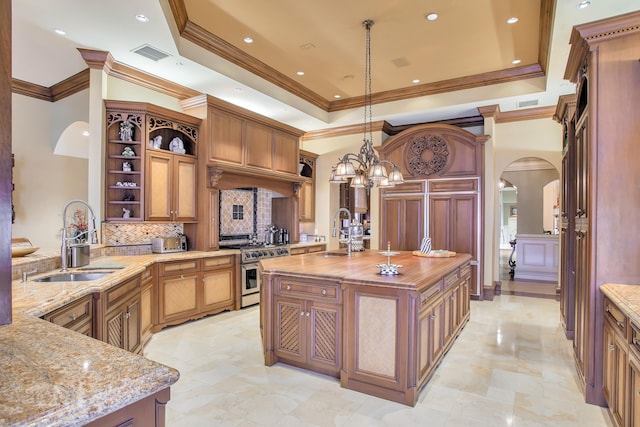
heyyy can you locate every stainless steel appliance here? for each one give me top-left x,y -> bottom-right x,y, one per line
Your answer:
151,236 -> 187,253
237,244 -> 290,307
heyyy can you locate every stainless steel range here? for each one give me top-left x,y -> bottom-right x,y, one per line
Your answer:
234,245 -> 290,307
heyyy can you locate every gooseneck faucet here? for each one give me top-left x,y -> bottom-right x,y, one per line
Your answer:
332,207 -> 352,256
61,200 -> 98,272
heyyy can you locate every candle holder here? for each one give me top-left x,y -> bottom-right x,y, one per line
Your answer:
376,241 -> 402,275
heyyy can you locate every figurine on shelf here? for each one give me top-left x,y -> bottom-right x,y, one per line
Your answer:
122,193 -> 134,202
150,135 -> 162,149
122,161 -> 132,172
169,137 -> 186,154
122,207 -> 131,218
121,146 -> 135,156
119,120 -> 134,141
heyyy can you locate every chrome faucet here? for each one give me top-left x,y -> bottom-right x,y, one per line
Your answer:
61,200 -> 98,272
332,207 -> 352,256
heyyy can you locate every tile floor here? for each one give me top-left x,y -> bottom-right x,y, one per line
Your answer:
144,295 -> 614,426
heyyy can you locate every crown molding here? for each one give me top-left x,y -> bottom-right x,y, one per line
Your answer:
12,68 -> 90,102
169,0 -> 551,114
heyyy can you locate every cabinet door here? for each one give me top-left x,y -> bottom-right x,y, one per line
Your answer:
146,151 -> 172,221
209,110 -> 243,164
157,273 -> 200,324
43,294 -> 93,337
126,296 -> 142,354
299,180 -> 314,222
418,297 -> 444,383
630,355 -> 640,427
201,268 -> 234,312
603,320 -> 615,408
381,195 -> 424,251
613,333 -> 627,427
140,276 -> 153,344
273,131 -> 298,174
307,301 -> 340,373
245,121 -> 273,170
174,156 -> 197,221
273,296 -> 306,364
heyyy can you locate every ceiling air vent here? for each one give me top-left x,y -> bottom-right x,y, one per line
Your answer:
132,44 -> 170,62
517,99 -> 539,108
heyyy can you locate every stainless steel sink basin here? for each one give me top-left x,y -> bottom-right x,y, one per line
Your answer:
321,252 -> 350,257
34,272 -> 112,282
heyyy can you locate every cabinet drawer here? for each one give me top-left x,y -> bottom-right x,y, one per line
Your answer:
290,247 -> 306,255
104,276 -> 141,311
201,255 -> 234,270
604,297 -> 627,337
460,263 -> 471,279
419,283 -> 442,310
306,244 -> 326,254
631,322 -> 640,355
276,278 -> 340,302
44,294 -> 93,330
159,259 -> 199,276
141,266 -> 153,283
444,270 -> 459,290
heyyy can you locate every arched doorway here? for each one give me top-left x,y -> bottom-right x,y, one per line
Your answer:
497,157 -> 559,298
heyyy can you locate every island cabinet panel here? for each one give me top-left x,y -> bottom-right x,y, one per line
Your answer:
85,387 -> 170,427
269,276 -> 342,377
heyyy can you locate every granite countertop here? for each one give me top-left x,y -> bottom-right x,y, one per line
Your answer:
3,250 -> 236,426
600,283 -> 640,327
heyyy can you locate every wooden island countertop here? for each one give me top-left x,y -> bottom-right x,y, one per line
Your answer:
259,249 -> 472,406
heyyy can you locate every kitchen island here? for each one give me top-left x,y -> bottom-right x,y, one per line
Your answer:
260,249 -> 472,406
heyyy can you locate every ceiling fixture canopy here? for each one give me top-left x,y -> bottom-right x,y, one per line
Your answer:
329,19 -> 404,191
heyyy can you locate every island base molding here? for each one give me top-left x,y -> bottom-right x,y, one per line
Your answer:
85,387 -> 170,427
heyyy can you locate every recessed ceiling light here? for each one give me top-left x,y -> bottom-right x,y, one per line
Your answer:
577,1 -> 591,9
135,14 -> 149,23
412,79 -> 420,84
507,17 -> 518,24
334,94 -> 341,99
296,71 -> 305,76
512,59 -> 522,65
82,131 -> 90,137
243,37 -> 254,44
54,28 -> 66,35
426,13 -> 438,21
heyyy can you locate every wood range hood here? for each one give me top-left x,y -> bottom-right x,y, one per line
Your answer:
207,163 -> 306,197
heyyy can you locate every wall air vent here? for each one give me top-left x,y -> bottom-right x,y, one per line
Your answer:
517,99 -> 539,108
132,44 -> 170,62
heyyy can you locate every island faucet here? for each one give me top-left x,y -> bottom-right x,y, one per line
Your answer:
61,200 -> 98,272
332,207 -> 352,256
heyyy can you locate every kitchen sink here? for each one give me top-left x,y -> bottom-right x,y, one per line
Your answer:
34,272 -> 112,282
321,252 -> 350,257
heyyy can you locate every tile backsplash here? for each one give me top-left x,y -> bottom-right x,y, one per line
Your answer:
219,188 -> 273,244
102,222 -> 183,255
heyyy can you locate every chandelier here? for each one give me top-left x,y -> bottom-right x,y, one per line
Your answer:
329,19 -> 404,190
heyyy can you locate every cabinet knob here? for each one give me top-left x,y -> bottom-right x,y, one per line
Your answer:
286,285 -> 291,291
70,314 -> 77,321
616,320 -> 624,329
300,311 -> 304,316
430,314 -> 436,320
322,289 -> 327,296
633,338 -> 640,346
306,312 -> 310,317
608,344 -> 615,351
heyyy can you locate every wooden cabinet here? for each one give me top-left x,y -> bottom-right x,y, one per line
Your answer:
105,109 -> 145,221
380,192 -> 425,251
156,259 -> 200,327
603,297 -> 627,426
155,255 -> 237,331
629,333 -> 640,427
554,95 -> 576,340
43,293 -> 94,337
289,244 -> 326,255
146,151 -> 197,222
272,278 -> 341,377
417,286 -> 444,384
561,12 -> 640,405
98,275 -> 142,354
104,101 -> 200,223
140,266 -> 153,347
299,150 -> 317,222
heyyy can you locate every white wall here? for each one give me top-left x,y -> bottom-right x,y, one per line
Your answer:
11,93 -> 90,251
